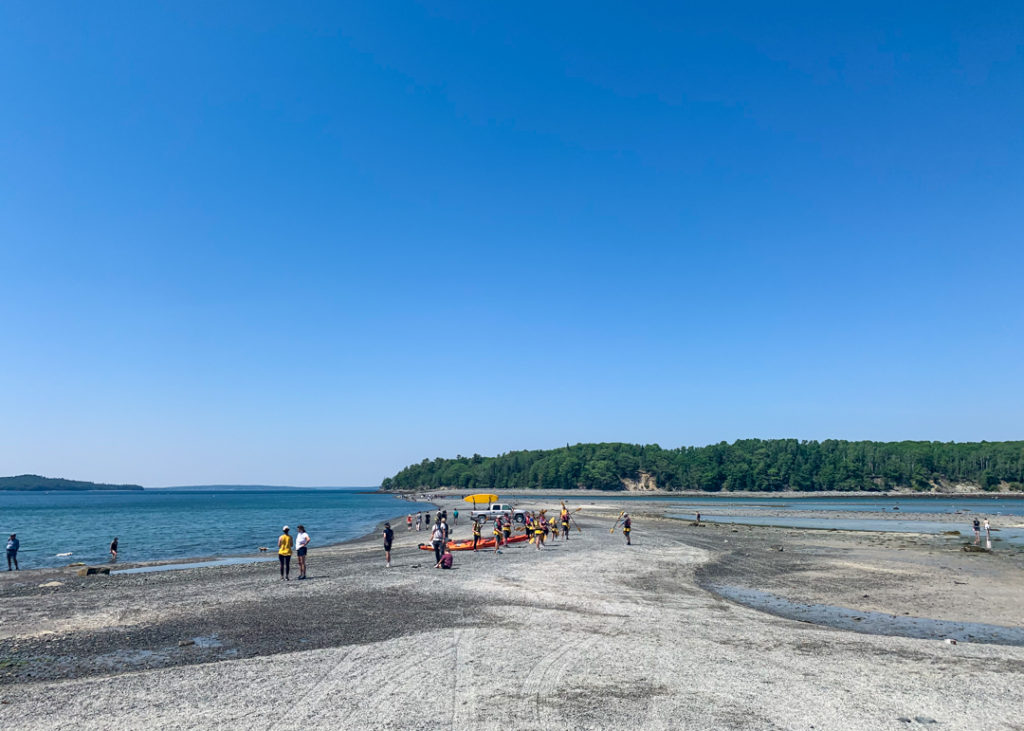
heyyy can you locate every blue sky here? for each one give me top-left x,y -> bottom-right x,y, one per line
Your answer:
1,3 -> 1021,486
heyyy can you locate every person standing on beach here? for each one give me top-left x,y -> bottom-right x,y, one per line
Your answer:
407,514 -> 413,531
973,518 -> 981,545
6,534 -> 19,571
430,520 -> 444,564
416,513 -> 422,531
503,514 -> 512,544
278,526 -> 293,580
109,537 -> 118,561
295,525 -> 310,579
383,522 -> 394,568
472,519 -> 481,551
453,508 -> 459,526
561,509 -> 570,540
696,512 -> 701,525
623,514 -> 632,545
984,518 -> 992,549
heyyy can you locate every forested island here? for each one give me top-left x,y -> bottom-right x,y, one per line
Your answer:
381,440 -> 1024,493
0,475 -> 144,491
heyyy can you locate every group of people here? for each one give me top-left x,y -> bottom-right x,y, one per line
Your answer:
276,525 -> 311,580
972,517 -> 992,548
406,509 -> 459,532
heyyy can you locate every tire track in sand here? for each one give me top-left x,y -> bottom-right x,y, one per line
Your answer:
517,627 -> 601,717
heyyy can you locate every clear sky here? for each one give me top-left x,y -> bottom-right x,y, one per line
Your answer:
1,3 -> 1021,486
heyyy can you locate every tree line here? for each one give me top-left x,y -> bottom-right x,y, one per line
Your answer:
380,440 -> 1024,493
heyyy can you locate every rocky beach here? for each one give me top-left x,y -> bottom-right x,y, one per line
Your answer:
2,496 -> 1023,730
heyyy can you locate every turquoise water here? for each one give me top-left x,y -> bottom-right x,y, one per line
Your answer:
0,488 -> 413,569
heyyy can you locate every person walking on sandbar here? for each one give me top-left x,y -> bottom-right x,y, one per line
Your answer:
278,526 -> 293,580
973,518 -> 981,545
622,514 -> 632,545
109,536 -> 118,561
6,534 -> 19,571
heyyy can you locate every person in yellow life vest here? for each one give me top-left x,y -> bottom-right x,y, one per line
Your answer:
492,517 -> 503,552
472,519 -> 481,552
533,516 -> 545,550
622,513 -> 632,545
560,510 -> 570,540
278,526 -> 293,580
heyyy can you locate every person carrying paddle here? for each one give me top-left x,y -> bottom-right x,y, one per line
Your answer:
560,509 -> 570,540
622,513 -> 632,545
502,513 -> 512,543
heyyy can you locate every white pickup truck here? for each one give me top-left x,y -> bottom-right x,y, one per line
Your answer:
470,503 -> 528,525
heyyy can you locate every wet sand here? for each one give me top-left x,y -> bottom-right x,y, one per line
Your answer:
1,498 -> 1023,730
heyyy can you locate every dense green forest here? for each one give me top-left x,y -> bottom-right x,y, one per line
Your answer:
0,475 -> 144,491
381,440 -> 1024,493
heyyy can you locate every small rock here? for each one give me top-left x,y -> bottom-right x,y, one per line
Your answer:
914,716 -> 938,725
897,719 -> 912,724
961,545 -> 990,553
76,566 -> 111,577
37,581 -> 63,588
178,639 -> 195,647
944,638 -> 957,645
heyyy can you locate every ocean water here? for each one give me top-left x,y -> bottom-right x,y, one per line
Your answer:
662,494 -> 1024,547
0,488 -> 414,570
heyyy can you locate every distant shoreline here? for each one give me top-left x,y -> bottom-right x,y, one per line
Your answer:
382,486 -> 1024,499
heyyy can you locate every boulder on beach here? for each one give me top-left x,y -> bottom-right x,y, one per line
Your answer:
76,566 -> 111,576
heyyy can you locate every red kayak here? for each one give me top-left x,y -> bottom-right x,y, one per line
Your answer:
418,533 -> 530,551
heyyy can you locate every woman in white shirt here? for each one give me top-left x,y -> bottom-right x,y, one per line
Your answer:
295,525 -> 311,580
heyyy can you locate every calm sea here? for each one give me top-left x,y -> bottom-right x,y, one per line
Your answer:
0,488 -> 413,570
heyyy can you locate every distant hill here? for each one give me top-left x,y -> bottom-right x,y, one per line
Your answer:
382,439 -> 1024,493
0,475 -> 144,491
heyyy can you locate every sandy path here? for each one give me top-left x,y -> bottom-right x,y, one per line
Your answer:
1,500 -> 1023,730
